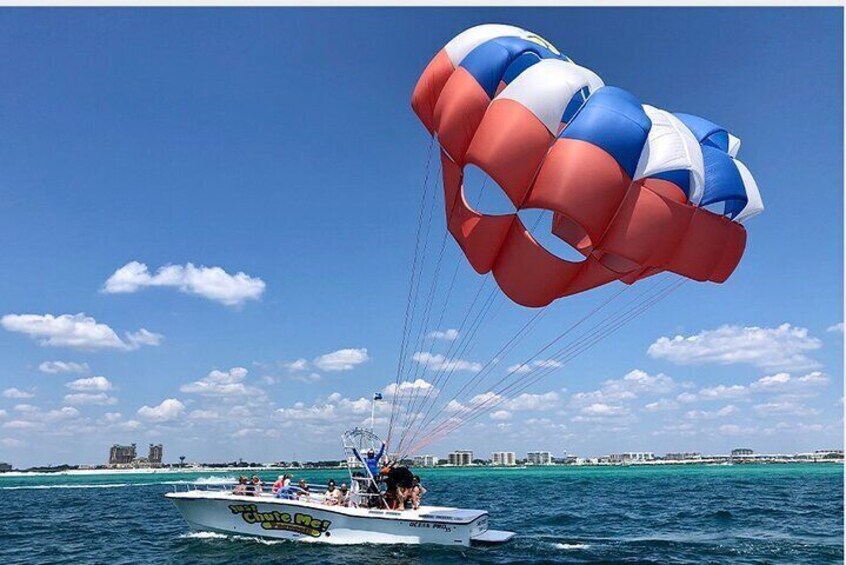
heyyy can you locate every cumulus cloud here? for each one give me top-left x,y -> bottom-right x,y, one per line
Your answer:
827,322 -> 843,333
580,403 -> 628,417
283,359 -> 309,372
64,392 -> 117,406
698,384 -> 748,400
137,398 -> 185,422
412,352 -> 481,373
427,329 -> 459,341
38,361 -> 89,374
313,348 -> 369,372
103,261 -> 265,307
1,313 -> 161,351
66,376 -> 113,392
647,323 -> 822,371
383,379 -> 434,398
0,438 -> 24,448
504,391 -> 560,411
490,410 -> 512,420
2,388 -> 34,399
180,367 -> 258,396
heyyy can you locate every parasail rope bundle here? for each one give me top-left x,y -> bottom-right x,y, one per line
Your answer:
386,24 -> 763,457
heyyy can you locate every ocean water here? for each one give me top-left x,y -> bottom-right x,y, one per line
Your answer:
0,464 -> 841,564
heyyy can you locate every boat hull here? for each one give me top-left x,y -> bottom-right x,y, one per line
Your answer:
166,490 -> 511,546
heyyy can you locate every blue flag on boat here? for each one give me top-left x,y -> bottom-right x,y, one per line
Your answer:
373,392 -> 383,401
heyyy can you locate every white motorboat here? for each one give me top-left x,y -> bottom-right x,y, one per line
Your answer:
166,428 -> 514,546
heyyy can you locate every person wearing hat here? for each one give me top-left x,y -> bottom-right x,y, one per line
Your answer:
339,483 -> 350,506
352,442 -> 385,481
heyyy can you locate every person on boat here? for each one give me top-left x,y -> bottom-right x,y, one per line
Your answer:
339,483 -> 350,506
233,476 -> 248,495
410,475 -> 427,510
323,480 -> 342,506
271,475 -> 286,494
247,475 -> 262,496
385,465 -> 414,509
352,442 -> 385,481
297,479 -> 310,501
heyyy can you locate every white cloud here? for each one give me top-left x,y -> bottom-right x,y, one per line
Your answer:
38,361 -> 89,374
490,410 -> 512,420
677,392 -> 698,403
797,371 -> 829,385
427,329 -> 459,341
290,372 -> 322,384
0,438 -> 24,448
753,402 -> 820,417
137,398 -> 185,422
2,388 -> 34,399
3,420 -> 37,429
103,261 -> 265,307
685,405 -> 739,420
581,403 -> 627,417
283,359 -> 309,372
383,379 -> 434,398
647,323 -> 822,371
644,398 -> 679,412
313,348 -> 369,372
504,391 -> 560,411
66,376 -> 113,392
103,412 -> 122,423
412,352 -> 481,373
506,359 -> 562,374
698,385 -> 747,400
180,367 -> 257,396
46,407 -> 80,421
826,322 -> 843,333
1,313 -> 161,351
719,424 -> 756,436
188,409 -> 220,421
63,392 -> 118,405
14,404 -> 37,413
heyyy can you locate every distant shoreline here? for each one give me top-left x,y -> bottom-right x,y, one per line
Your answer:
0,459 -> 841,478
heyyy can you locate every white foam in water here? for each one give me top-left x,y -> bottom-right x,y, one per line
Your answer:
554,543 -> 590,550
179,531 -> 228,540
0,483 -> 131,490
193,476 -> 237,485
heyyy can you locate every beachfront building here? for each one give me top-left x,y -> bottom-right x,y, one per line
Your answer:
447,450 -> 473,466
148,444 -> 163,467
731,448 -> 754,458
0,462 -> 11,472
413,455 -> 440,467
608,452 -> 655,464
109,443 -> 137,466
664,452 -> 702,461
526,451 -> 553,465
491,451 -> 516,466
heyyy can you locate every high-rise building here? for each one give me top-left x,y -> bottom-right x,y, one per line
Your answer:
413,455 -> 440,467
148,444 -> 163,466
608,452 -> 655,463
109,443 -> 137,466
447,450 -> 473,466
526,451 -> 553,465
491,451 -> 516,466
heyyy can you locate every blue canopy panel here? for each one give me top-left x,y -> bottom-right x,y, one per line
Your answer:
675,113 -> 730,153
561,86 -> 591,124
560,86 -> 652,179
700,145 -> 748,219
651,169 -> 692,200
460,36 -> 569,98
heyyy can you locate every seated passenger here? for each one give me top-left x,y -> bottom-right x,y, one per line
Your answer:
323,480 -> 341,506
233,476 -> 248,495
297,479 -> 310,501
339,483 -> 349,506
410,475 -> 427,510
248,475 -> 262,496
271,475 -> 286,494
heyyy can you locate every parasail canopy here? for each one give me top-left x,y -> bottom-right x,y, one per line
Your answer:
411,24 -> 763,308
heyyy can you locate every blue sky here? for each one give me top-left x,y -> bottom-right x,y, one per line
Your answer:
0,8 -> 841,467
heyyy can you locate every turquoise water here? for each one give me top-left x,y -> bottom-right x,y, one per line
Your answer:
0,464 -> 841,563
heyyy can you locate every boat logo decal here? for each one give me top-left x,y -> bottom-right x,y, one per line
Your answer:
228,504 -> 331,537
